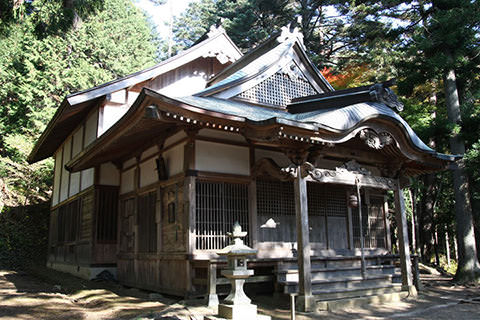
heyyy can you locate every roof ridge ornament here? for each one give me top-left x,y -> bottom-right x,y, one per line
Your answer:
369,82 -> 404,112
277,22 -> 305,49
207,21 -> 226,38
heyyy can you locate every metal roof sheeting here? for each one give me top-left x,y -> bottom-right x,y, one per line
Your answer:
175,95 -> 435,153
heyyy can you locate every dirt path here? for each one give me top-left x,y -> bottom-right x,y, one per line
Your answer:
0,268 -> 479,320
0,269 -> 170,320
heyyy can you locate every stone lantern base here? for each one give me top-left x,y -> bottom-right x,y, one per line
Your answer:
218,303 -> 257,319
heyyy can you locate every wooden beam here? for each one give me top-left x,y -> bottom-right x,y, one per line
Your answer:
294,165 -> 314,312
304,168 -> 395,190
394,179 -> 417,296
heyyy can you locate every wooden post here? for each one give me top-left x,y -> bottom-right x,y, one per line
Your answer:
206,261 -> 219,307
394,180 -> 416,295
184,176 -> 196,295
383,195 -> 392,252
185,176 -> 196,255
355,178 -> 367,279
248,180 -> 258,249
347,205 -> 354,250
294,165 -> 314,312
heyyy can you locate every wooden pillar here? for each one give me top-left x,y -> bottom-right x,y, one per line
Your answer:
356,179 -> 367,279
394,180 -> 417,295
294,165 -> 314,312
185,175 -> 196,255
347,205 -> 354,250
206,261 -> 219,307
248,180 -> 258,249
383,195 -> 392,252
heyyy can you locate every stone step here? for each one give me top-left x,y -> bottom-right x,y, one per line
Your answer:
281,275 -> 394,294
316,289 -> 409,311
276,265 -> 400,282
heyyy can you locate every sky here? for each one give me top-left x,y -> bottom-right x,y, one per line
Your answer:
134,0 -> 195,39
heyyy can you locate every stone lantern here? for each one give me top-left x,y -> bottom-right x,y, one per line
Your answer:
207,221 -> 266,320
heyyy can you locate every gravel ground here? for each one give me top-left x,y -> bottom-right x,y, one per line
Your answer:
0,268 -> 479,320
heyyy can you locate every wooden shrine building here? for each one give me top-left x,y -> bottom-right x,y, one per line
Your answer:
29,24 -> 458,311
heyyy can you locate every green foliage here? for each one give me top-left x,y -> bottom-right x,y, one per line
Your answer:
0,203 -> 50,269
0,0 -> 159,207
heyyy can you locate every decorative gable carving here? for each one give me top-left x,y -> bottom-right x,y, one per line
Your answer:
235,63 -> 317,107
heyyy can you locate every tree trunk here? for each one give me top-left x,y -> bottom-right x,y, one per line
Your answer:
443,65 -> 480,282
63,0 -> 82,30
434,226 -> 440,266
409,188 -> 417,253
421,174 -> 436,262
445,226 -> 451,268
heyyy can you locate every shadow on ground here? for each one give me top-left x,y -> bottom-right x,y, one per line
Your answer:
0,267 -> 479,320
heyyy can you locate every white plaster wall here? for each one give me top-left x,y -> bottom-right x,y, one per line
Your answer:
69,126 -> 84,197
52,149 -> 62,206
81,168 -> 94,191
127,91 -> 139,105
59,137 -> 72,202
99,104 -> 129,136
255,149 -> 291,167
69,172 -> 81,197
99,162 -> 120,186
72,126 -> 84,156
158,74 -> 207,97
165,130 -> 187,147
123,157 -> 136,170
120,168 -> 135,194
109,89 -> 126,104
84,109 -> 98,147
195,141 -> 249,175
198,128 -> 246,143
141,145 -> 158,160
163,143 -> 184,177
140,158 -> 157,187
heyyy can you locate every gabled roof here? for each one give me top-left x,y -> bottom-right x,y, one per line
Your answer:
195,25 -> 334,100
34,22 -> 458,177
65,87 -> 458,175
28,27 -> 242,163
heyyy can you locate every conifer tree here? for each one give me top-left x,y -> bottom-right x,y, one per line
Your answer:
0,0 -> 159,207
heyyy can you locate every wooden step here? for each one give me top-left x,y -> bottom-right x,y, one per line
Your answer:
281,275 -> 394,294
316,289 -> 409,311
276,265 -> 399,282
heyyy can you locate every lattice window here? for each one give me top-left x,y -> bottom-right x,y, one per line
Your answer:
352,195 -> 387,248
195,181 -> 249,250
308,183 -> 347,247
57,199 -> 81,243
236,72 -> 317,107
257,179 -> 295,242
96,187 -> 119,243
366,196 -> 386,248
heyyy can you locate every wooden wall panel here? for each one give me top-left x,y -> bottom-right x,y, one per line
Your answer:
118,258 -> 135,284
80,190 -> 94,241
162,182 -> 186,252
